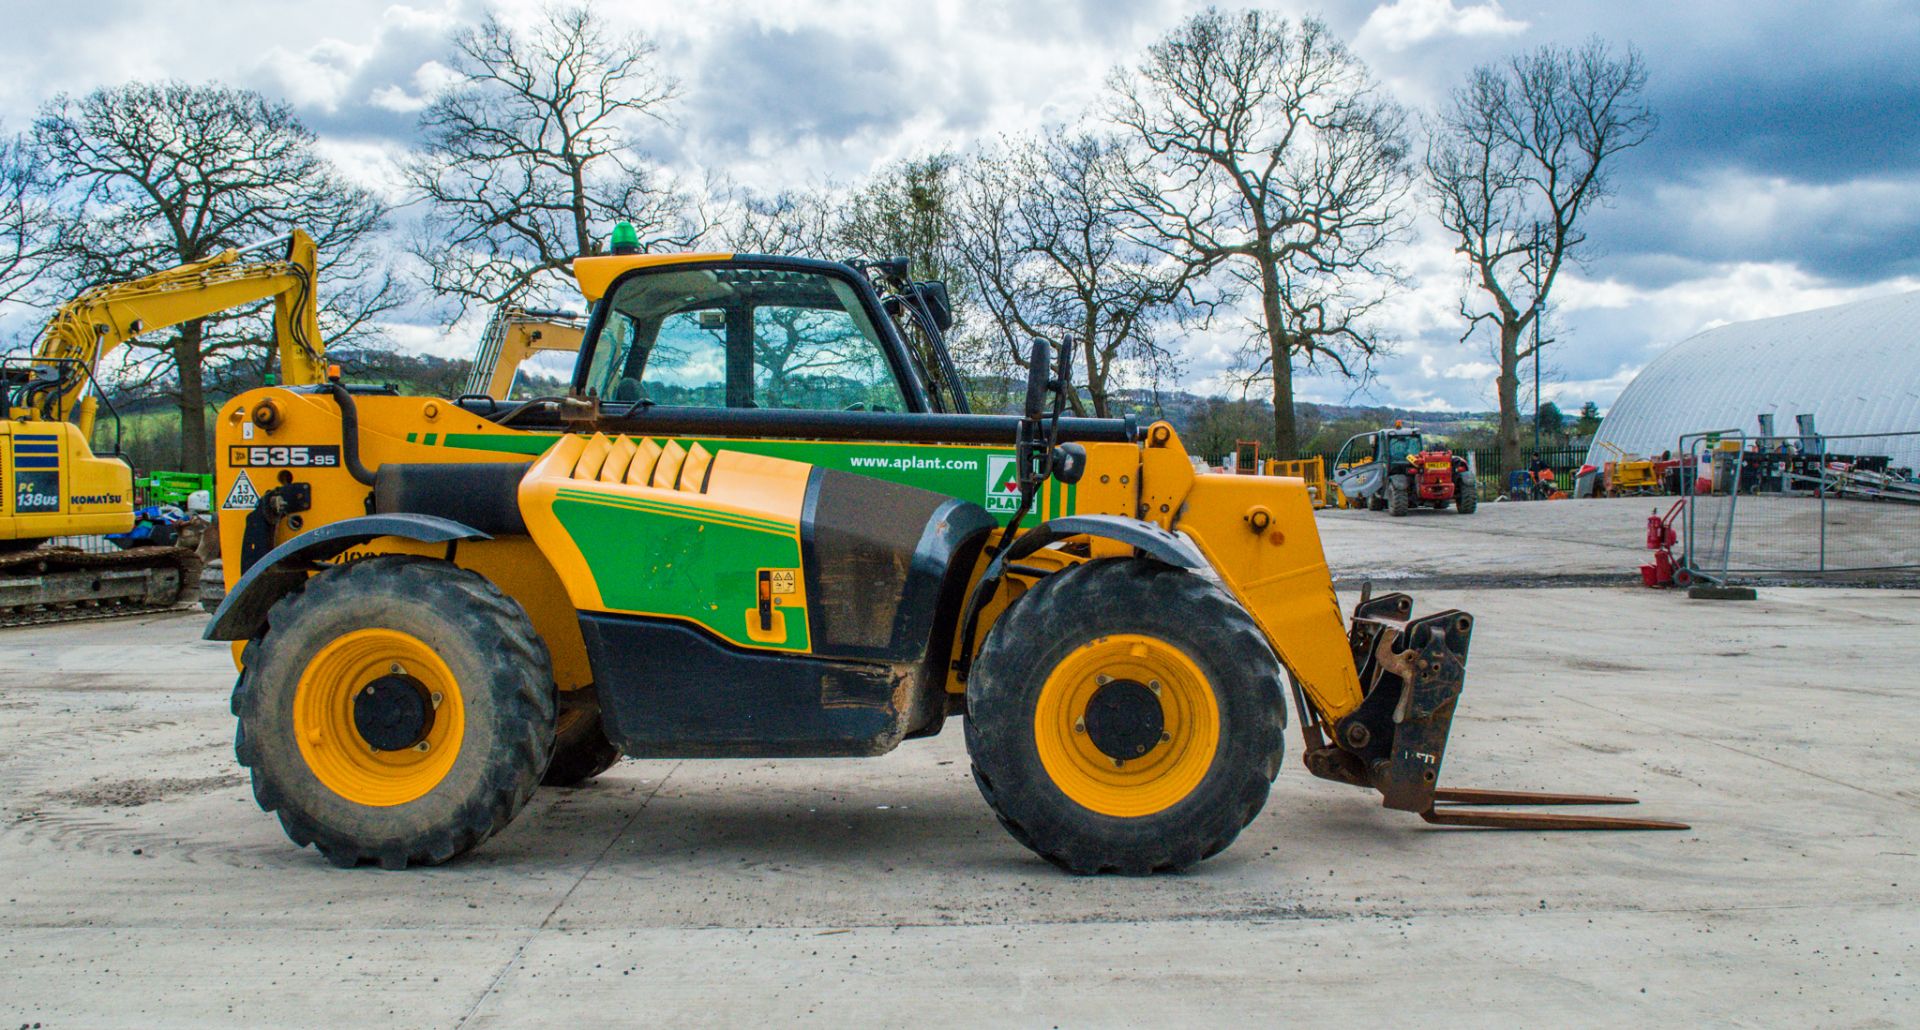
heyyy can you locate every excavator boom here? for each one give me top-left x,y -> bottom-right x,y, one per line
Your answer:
18,230 -> 324,437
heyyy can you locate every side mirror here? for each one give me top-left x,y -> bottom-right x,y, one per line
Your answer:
1024,336 -> 1051,420
912,281 -> 954,331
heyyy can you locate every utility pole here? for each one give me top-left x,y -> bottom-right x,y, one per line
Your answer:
1531,223 -> 1543,460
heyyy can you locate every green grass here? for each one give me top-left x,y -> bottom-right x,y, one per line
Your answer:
90,407 -> 217,475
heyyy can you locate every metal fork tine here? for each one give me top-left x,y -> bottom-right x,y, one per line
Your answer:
1422,807 -> 1690,831
1432,787 -> 1640,807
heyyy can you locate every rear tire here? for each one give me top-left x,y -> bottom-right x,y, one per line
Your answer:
1456,477 -> 1478,514
1388,478 -> 1409,516
543,707 -> 621,787
965,559 -> 1285,875
233,556 -> 555,869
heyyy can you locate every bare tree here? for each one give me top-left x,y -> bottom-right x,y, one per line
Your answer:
408,5 -> 700,314
718,186 -> 843,259
837,154 -> 974,302
834,154 -> 1010,407
1110,10 -> 1412,457
33,82 -> 398,471
1427,39 -> 1654,473
0,129 -> 53,326
955,130 -> 1186,418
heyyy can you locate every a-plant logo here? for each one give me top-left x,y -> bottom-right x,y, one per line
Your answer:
985,454 -> 1021,513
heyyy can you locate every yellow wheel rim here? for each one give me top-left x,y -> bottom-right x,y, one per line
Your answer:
1033,633 -> 1220,818
293,629 -> 464,807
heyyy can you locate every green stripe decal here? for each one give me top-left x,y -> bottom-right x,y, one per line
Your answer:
551,492 -> 809,652
552,488 -> 793,535
440,433 -> 558,456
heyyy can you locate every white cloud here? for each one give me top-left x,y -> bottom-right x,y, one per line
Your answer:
252,3 -> 463,116
1357,0 -> 1527,52
1442,361 -> 1498,380
369,61 -> 458,113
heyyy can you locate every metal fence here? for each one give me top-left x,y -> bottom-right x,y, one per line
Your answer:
1681,429 -> 1920,584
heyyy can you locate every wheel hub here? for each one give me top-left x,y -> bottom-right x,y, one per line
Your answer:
1082,679 -> 1165,761
352,674 -> 434,752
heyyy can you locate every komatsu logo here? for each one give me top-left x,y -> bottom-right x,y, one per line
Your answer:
70,493 -> 123,506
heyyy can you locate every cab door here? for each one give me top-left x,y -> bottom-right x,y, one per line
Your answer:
1331,432 -> 1383,502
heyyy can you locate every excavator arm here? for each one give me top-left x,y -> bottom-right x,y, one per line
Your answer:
464,306 -> 586,399
16,230 -> 324,439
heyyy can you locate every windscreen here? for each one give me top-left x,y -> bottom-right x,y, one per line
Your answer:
582,266 -> 907,413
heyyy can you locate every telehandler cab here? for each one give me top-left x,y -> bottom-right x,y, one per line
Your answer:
206,228 -> 1682,873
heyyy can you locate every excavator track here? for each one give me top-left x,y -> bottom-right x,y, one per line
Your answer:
0,544 -> 202,629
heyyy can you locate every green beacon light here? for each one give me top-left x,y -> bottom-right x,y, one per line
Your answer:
609,220 -> 640,255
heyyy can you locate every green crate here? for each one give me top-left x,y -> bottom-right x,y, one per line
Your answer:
136,471 -> 215,507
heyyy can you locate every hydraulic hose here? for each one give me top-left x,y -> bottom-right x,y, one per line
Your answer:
326,382 -> 378,486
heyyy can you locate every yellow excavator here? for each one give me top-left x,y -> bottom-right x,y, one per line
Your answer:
1,231 -> 327,623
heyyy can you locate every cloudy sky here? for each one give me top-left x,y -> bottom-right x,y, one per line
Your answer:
2,0 -> 1916,412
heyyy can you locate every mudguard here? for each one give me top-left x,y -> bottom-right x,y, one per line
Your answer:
203,514 -> 489,641
998,513 -> 1207,569
955,514 -> 1209,679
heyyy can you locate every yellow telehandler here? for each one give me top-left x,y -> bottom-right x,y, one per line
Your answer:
204,229 -> 1684,873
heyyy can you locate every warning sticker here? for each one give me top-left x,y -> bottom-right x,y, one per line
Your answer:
223,469 -> 260,510
769,569 -> 797,595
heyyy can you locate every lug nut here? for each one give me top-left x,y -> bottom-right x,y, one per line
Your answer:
389,663 -> 405,675
430,691 -> 443,709
1074,718 -> 1086,734
1095,674 -> 1112,685
1147,680 -> 1162,694
415,740 -> 431,753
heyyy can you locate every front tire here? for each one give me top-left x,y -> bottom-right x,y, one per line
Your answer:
965,559 -> 1285,875
1388,478 -> 1410,516
233,556 -> 555,868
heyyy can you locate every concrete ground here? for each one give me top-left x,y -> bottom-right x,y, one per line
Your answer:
3,504 -> 1916,1025
1317,494 -> 1660,585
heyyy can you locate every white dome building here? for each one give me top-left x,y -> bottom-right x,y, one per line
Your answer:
1586,290 -> 1920,470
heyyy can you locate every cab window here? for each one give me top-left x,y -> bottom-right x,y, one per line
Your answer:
1339,434 -> 1376,469
582,265 -> 907,412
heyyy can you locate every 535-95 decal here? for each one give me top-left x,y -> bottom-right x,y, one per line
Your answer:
228,445 -> 341,468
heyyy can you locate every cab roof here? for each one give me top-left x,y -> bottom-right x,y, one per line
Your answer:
570,253 -> 735,302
